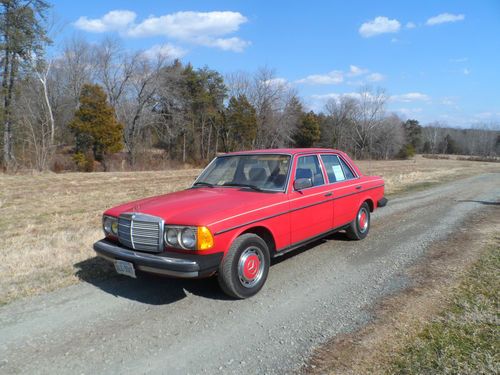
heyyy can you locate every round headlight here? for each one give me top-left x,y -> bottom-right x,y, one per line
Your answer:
181,228 -> 196,249
165,228 -> 178,246
103,216 -> 113,234
111,221 -> 118,235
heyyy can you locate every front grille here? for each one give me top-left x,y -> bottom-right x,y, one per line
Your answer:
118,213 -> 163,252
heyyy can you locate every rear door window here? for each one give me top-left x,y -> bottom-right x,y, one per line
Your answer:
320,154 -> 355,183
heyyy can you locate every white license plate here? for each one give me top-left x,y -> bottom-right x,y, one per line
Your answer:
114,260 -> 136,278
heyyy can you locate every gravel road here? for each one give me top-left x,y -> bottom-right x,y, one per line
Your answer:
1,173 -> 499,375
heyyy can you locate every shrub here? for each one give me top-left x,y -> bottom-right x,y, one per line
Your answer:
398,144 -> 416,159
73,152 -> 95,172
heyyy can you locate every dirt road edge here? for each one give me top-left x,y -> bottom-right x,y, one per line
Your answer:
303,203 -> 500,375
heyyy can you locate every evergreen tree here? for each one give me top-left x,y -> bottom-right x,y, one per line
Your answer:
402,119 -> 423,150
223,95 -> 257,151
293,111 -> 321,147
69,84 -> 123,170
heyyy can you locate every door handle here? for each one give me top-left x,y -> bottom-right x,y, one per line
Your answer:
355,186 -> 362,190
324,192 -> 333,197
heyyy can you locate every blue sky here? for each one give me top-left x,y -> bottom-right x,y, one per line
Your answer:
50,0 -> 500,127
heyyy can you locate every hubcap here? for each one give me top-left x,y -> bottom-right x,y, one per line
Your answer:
358,208 -> 369,233
238,246 -> 264,288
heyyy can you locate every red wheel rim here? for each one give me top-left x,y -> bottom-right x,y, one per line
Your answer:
358,208 -> 369,233
359,212 -> 367,228
242,254 -> 260,280
238,246 -> 265,288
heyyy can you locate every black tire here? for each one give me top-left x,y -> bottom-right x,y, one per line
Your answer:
217,233 -> 270,299
346,202 -> 371,240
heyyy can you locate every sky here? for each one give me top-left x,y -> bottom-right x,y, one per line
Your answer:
49,0 -> 500,128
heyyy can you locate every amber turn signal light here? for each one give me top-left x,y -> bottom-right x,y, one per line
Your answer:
197,226 -> 214,250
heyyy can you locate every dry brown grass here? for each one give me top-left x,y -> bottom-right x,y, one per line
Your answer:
0,169 -> 200,305
0,156 -> 499,305
356,155 -> 500,195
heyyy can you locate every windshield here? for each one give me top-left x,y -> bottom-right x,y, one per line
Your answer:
195,154 -> 291,191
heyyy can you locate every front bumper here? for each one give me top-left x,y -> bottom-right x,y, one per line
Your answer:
94,239 -> 223,278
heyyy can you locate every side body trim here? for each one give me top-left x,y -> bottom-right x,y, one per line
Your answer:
273,223 -> 349,257
214,184 -> 384,236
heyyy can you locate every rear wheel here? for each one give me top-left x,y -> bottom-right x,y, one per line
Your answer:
346,202 -> 370,240
218,233 -> 270,299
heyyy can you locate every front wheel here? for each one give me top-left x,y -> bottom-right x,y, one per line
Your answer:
218,234 -> 270,299
346,202 -> 370,240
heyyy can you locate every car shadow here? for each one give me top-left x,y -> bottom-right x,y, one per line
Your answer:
457,199 -> 500,206
75,231 -> 352,305
271,231 -> 351,265
74,257 -> 231,305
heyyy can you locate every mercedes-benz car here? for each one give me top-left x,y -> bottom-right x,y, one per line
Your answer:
94,148 -> 387,298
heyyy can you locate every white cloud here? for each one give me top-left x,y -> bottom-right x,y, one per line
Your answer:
391,92 -> 430,102
426,13 -> 465,26
406,22 -> 416,29
463,68 -> 471,75
473,112 -> 500,120
74,10 -> 250,52
198,37 -> 250,52
367,73 -> 385,82
359,16 -> 401,37
296,70 -> 344,85
75,10 -> 136,32
127,11 -> 247,38
297,65 -> 385,85
348,65 -> 368,76
263,77 -> 289,87
142,44 -> 187,60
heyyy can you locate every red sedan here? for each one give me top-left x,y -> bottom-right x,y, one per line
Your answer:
94,148 -> 387,298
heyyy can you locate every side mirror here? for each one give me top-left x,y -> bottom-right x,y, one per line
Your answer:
294,178 -> 313,191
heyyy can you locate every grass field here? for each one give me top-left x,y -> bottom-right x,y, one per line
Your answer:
1,155 -> 499,305
387,236 -> 499,374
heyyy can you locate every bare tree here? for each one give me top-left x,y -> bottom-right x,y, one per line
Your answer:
323,95 -> 358,151
225,71 -> 251,100
117,53 -> 170,164
94,37 -> 139,108
60,37 -> 95,108
33,59 -> 55,143
15,75 -> 54,170
373,113 -> 405,159
155,61 -> 191,162
245,67 -> 298,148
350,86 -> 388,158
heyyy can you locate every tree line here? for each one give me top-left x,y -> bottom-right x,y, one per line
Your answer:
1,1 -> 498,172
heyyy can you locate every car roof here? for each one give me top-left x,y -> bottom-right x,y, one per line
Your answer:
224,148 -> 342,156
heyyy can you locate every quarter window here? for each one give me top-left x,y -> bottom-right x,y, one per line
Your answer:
339,157 -> 355,179
295,155 -> 325,187
321,154 -> 355,182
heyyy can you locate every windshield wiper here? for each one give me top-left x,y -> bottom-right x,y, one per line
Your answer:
193,181 -> 214,188
222,182 -> 263,192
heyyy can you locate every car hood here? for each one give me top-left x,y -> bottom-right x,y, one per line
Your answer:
104,187 -> 287,228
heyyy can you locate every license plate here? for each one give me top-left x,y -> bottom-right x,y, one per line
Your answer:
114,260 -> 136,278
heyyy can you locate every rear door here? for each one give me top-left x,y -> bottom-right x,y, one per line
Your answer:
288,154 -> 333,244
320,154 -> 360,227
